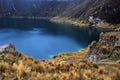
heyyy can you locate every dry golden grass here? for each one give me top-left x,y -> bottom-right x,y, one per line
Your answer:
0,50 -> 120,80
13,60 -> 26,80
83,69 -> 92,79
52,48 -> 89,63
104,76 -> 112,80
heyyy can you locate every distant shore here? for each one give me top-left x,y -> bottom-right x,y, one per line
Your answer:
51,16 -> 120,31
51,16 -> 89,27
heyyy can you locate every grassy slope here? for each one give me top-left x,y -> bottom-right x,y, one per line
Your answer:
52,48 -> 89,63
0,48 -> 120,80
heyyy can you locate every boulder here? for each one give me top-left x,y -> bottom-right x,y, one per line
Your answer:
0,44 -> 16,53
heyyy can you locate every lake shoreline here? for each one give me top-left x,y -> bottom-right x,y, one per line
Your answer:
0,16 -> 116,31
0,17 -> 113,59
51,16 -> 120,31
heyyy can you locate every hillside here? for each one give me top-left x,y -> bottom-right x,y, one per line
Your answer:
62,0 -> 120,24
0,0 -> 70,17
1,0 -> 120,24
62,0 -> 95,19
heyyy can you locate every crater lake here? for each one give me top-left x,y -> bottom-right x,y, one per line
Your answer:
0,18 -> 111,59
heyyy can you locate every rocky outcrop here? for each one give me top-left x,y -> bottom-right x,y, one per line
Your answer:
0,44 -> 16,53
85,32 -> 120,62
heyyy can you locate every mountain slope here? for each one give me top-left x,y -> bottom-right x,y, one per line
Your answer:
62,0 -> 95,19
0,0 -> 70,17
1,0 -> 120,24
62,0 -> 120,24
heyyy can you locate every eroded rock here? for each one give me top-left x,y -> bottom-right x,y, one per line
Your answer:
0,44 -> 16,53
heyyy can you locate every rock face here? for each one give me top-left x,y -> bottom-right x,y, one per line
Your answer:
62,0 -> 120,24
0,44 -> 16,53
85,32 -> 120,62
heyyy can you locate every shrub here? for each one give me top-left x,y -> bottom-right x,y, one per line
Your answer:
0,62 -> 9,72
98,66 -> 104,74
83,70 -> 92,79
34,62 -> 46,72
13,60 -> 25,80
